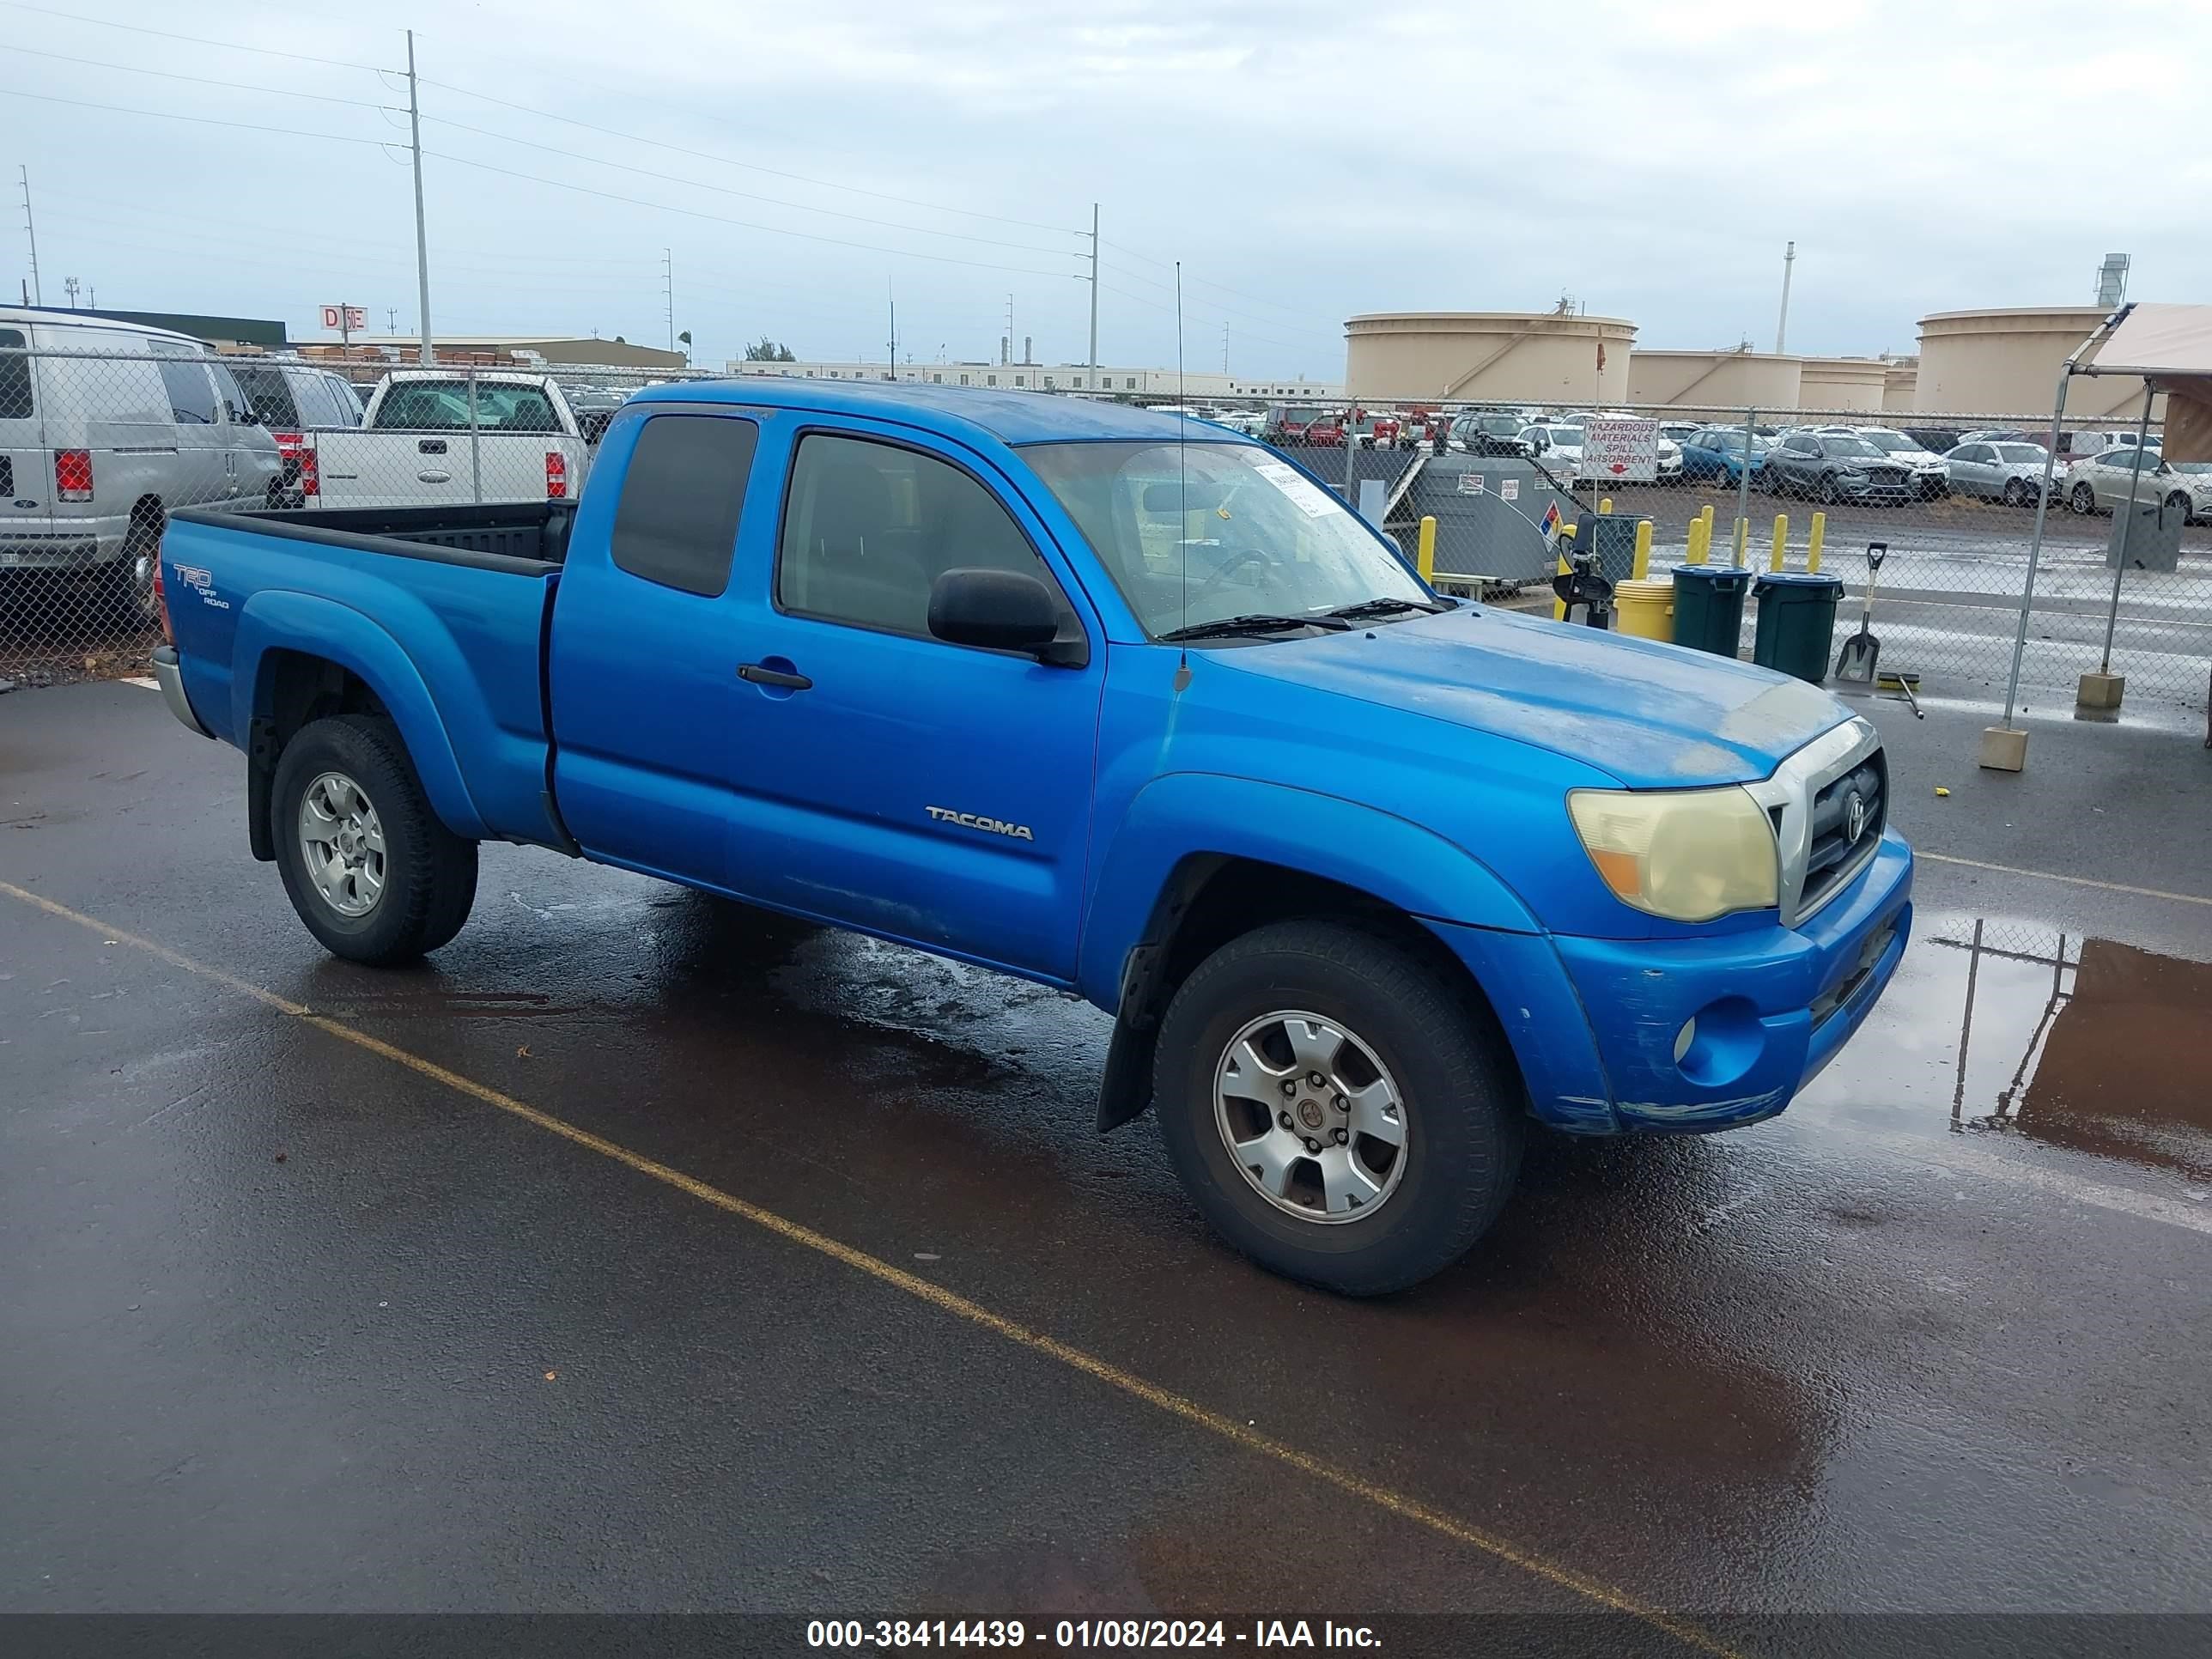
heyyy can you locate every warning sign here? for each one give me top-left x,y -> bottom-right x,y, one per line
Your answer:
1456,471 -> 1486,495
1501,477 -> 1520,501
1583,416 -> 1658,483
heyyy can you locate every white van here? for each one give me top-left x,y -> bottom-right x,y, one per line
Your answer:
0,308 -> 283,617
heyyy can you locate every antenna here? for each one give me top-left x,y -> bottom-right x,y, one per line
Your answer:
1174,261 -> 1191,692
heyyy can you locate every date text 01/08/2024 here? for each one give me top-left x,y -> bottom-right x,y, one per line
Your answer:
805,1620 -> 1382,1648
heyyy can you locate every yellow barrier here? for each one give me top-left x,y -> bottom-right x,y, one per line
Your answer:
1807,510 -> 1826,574
1598,498 -> 1613,516
1731,517 -> 1748,568
1632,519 -> 1653,581
1686,516 -> 1710,564
1417,515 -> 1437,583
1551,549 -> 1573,621
1770,514 -> 1789,572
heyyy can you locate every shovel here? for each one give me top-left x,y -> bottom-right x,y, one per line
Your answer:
1834,541 -> 1886,683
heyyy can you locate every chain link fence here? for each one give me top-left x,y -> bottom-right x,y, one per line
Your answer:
1246,397 -> 2206,714
2,344 -> 2205,726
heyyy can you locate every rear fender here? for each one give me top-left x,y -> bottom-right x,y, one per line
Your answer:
234,590 -> 487,839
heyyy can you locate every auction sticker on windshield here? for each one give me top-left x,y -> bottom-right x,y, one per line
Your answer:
1250,459 -> 1339,519
1584,417 -> 1658,483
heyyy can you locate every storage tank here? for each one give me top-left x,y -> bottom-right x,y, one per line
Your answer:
1796,357 -> 1889,412
1881,360 -> 1918,411
1625,349 -> 1802,410
1917,306 -> 2154,418
1345,312 -> 1636,405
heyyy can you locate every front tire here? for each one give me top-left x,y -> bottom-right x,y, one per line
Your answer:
1152,921 -> 1523,1296
2003,478 -> 2027,507
272,714 -> 478,965
2070,483 -> 2096,515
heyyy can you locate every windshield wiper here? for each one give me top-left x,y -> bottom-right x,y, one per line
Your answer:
1326,596 -> 1451,622
1157,612 -> 1352,643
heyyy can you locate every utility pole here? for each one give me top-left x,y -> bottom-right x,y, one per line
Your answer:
18,166 -> 41,307
1086,202 -> 1099,375
1006,294 -> 1017,363
662,248 -> 674,355
386,307 -> 398,332
1775,240 -> 1796,355
63,275 -> 78,309
1222,322 -> 1229,374
405,29 -> 434,365
886,279 -> 896,380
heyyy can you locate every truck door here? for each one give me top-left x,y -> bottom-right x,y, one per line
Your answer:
721,421 -> 1104,981
548,407 -> 762,887
144,342 -> 230,510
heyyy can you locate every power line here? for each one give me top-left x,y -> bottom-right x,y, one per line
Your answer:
419,112 -> 1084,257
0,1 -> 389,72
1101,236 -> 1339,327
420,149 -> 1090,280
0,87 -> 394,147
421,75 -> 1083,237
13,45 -> 399,110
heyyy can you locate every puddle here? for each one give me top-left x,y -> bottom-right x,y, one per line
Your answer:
1799,911 -> 2212,1184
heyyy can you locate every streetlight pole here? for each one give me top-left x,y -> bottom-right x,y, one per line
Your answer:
405,29 -> 434,366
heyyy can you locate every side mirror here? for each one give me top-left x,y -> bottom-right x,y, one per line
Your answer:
928,568 -> 1085,666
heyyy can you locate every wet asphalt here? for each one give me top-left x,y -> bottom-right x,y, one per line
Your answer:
4,680 -> 2212,1651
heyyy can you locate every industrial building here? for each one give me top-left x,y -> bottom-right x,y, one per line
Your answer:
726,359 -> 1344,401
325,334 -> 689,368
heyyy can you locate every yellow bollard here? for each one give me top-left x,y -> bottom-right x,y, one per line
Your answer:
1598,498 -> 1613,516
1770,514 -> 1789,573
1416,514 -> 1437,583
1685,518 -> 1708,564
1551,550 -> 1573,621
1732,517 -> 1748,568
1807,510 -> 1826,574
1632,519 -> 1653,581
1700,502 -> 1716,526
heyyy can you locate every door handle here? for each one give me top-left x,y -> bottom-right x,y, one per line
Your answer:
737,662 -> 812,690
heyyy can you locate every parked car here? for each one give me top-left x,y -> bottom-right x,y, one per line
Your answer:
1682,428 -> 1771,484
0,305 -> 282,617
2065,448 -> 2210,522
153,380 -> 1911,1296
1352,412 -> 1396,450
1853,427 -> 1951,498
1765,431 -> 1914,504
1943,440 -> 2059,506
1393,410 -> 1445,450
1212,407 -> 1267,437
1520,422 -> 1589,484
1262,404 -> 1324,446
228,360 -> 365,507
1449,410 -> 1534,457
562,384 -> 631,445
2065,429 -> 2154,465
1899,426 -> 1964,456
300,370 -> 593,508
1301,410 -> 1348,447
1956,428 -> 2034,448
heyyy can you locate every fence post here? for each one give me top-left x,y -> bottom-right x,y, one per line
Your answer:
2094,383 -> 2160,684
467,368 -> 483,504
1733,405 -> 1757,553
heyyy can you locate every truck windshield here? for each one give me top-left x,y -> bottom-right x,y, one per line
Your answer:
1022,441 -> 1428,640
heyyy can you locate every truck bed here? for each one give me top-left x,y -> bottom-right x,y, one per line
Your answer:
162,501 -> 568,849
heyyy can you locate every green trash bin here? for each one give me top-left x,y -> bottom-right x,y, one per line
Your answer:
1670,564 -> 1751,658
1751,571 -> 1844,683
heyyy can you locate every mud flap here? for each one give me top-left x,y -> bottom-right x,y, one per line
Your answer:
246,715 -> 278,862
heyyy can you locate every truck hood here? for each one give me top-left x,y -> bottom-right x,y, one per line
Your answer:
1217,606 -> 1851,788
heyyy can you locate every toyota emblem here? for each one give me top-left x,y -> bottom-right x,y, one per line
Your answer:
1844,790 -> 1868,843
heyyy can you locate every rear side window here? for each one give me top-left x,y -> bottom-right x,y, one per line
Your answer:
230,366 -> 295,426
609,415 -> 758,596
0,328 -> 29,419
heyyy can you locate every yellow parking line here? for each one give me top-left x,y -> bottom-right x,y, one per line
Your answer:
2,876 -> 1736,1657
1918,852 -> 2212,908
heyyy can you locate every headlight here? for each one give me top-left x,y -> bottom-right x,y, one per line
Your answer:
1568,787 -> 1779,921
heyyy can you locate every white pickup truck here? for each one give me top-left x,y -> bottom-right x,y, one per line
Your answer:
301,370 -> 592,508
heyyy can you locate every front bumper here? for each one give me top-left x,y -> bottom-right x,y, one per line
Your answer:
1431,830 -> 1912,1135
151,645 -> 212,739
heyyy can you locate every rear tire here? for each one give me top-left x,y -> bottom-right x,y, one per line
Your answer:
2165,492 -> 2192,522
271,714 -> 478,965
1152,920 -> 1524,1296
2070,483 -> 2096,515
103,506 -> 164,625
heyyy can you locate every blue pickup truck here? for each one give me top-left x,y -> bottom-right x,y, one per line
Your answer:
152,381 -> 1911,1294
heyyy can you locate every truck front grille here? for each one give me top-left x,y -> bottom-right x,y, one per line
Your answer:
1802,753 -> 1886,915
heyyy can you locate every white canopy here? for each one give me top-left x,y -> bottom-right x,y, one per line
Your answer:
2083,302 -> 2212,463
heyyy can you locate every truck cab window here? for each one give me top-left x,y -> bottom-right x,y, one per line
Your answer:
609,415 -> 758,596
777,433 -> 1062,637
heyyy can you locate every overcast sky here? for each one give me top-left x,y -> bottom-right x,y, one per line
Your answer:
8,0 -> 2208,376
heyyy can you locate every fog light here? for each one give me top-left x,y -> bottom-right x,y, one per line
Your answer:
1673,1018 -> 1698,1064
